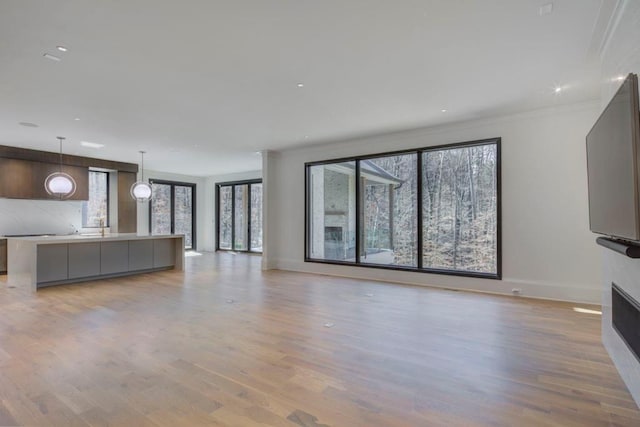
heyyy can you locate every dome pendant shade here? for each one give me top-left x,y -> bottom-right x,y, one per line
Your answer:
131,181 -> 152,201
45,137 -> 76,199
131,150 -> 152,202
45,172 -> 76,197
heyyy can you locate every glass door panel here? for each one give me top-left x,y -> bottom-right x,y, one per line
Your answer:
218,186 -> 233,250
234,185 -> 248,251
250,183 -> 263,252
151,183 -> 172,235
174,185 -> 193,249
150,181 -> 196,250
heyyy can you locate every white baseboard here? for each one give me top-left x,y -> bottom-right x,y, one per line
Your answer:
272,258 -> 601,304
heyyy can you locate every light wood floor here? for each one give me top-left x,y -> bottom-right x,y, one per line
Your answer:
0,252 -> 638,426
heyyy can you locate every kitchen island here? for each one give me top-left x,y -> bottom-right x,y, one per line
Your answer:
7,233 -> 184,290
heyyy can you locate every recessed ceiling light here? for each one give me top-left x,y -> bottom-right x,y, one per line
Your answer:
43,53 -> 61,62
56,46 -> 68,52
539,3 -> 553,16
74,117 -> 80,121
19,122 -> 39,128
80,141 -> 104,148
441,109 -> 447,113
254,151 -> 261,155
614,75 -> 625,82
297,83 -> 304,88
554,86 -> 563,93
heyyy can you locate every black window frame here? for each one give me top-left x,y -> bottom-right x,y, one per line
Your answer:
148,179 -> 197,250
304,137 -> 502,280
215,178 -> 263,253
82,170 -> 110,228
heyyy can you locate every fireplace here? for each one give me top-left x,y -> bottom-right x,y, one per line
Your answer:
600,247 -> 640,407
324,226 -> 344,260
612,283 -> 640,362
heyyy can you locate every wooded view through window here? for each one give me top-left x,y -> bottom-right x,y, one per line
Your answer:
362,154 -> 417,267
422,144 -> 498,274
82,171 -> 108,228
216,180 -> 262,253
305,139 -> 500,278
150,180 -> 195,249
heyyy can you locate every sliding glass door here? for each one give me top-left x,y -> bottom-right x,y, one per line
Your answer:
216,179 -> 262,253
150,180 -> 196,249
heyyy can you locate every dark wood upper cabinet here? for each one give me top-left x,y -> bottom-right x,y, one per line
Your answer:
0,145 -> 137,173
117,171 -> 137,232
0,158 -> 89,200
0,145 -> 138,201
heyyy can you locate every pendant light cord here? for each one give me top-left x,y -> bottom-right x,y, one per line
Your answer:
57,136 -> 65,173
140,150 -> 146,181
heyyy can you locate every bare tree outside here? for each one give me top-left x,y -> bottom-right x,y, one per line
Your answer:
306,141 -> 499,276
217,181 -> 263,252
219,186 -> 233,249
151,183 -> 171,235
362,154 -> 417,267
82,171 -> 108,228
422,144 -> 498,274
250,183 -> 263,251
234,184 -> 248,250
151,181 -> 196,249
174,185 -> 193,249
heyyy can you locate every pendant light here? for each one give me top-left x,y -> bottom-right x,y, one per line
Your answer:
130,150 -> 152,202
44,136 -> 76,198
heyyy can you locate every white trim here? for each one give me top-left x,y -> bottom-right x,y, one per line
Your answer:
274,259 -> 601,304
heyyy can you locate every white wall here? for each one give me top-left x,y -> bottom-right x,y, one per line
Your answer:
600,0 -> 640,105
597,0 -> 640,408
262,151 -> 277,269
265,101 -> 602,303
0,199 -> 82,236
205,169 -> 262,252
136,169 -> 206,251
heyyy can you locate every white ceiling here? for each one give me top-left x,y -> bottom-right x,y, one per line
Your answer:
0,0 -> 610,176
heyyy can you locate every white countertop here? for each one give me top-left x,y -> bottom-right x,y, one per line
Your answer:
5,233 -> 184,244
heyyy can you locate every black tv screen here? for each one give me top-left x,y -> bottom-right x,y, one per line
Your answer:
586,73 -> 640,242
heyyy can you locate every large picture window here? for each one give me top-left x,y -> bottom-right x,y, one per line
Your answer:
216,179 -> 262,253
82,170 -> 109,228
305,138 -> 501,278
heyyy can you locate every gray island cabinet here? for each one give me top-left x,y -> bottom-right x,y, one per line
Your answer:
8,233 -> 184,290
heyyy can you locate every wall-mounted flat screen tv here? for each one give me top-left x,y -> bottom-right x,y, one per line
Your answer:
586,73 -> 640,242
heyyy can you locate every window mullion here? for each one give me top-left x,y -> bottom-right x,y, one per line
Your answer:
417,151 -> 424,269
355,160 -> 361,264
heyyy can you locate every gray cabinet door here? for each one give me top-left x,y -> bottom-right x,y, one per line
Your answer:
129,240 -> 153,271
153,239 -> 175,268
101,241 -> 129,274
68,242 -> 101,279
37,244 -> 68,283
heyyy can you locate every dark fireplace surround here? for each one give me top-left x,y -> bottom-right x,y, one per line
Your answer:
612,283 -> 640,363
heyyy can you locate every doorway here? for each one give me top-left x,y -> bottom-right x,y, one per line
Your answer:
149,179 -> 196,249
